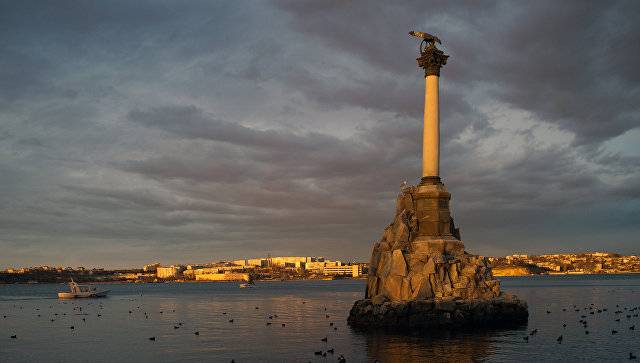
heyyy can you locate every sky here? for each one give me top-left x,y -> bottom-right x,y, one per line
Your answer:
1,1 -> 639,268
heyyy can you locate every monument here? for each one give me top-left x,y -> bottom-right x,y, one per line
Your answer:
347,32 -> 528,330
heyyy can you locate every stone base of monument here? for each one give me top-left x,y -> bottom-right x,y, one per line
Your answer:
348,293 -> 528,331
348,182 -> 528,331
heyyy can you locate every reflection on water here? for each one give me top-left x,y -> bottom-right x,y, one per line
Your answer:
362,330 -> 500,362
1,276 -> 639,362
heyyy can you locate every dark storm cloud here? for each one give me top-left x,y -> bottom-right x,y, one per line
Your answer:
124,105 -> 416,183
0,0 -> 638,267
127,105 -> 339,153
277,0 -> 640,144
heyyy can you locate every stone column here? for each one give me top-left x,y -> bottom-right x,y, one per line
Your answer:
417,41 -> 448,181
423,75 -> 440,177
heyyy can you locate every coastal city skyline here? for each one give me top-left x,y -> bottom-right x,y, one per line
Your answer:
3,250 -> 639,273
2,1 -> 639,268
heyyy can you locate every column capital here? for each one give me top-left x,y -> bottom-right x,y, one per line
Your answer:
417,42 -> 449,77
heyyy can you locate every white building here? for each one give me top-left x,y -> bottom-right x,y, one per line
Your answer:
305,260 -> 342,273
323,265 -> 362,277
233,258 -> 268,268
156,266 -> 182,279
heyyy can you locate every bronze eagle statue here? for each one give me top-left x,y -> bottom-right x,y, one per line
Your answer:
408,31 -> 441,45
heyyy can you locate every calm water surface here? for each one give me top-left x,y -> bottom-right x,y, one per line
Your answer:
1,275 -> 639,362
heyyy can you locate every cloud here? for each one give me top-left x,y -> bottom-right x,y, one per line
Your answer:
276,0 -> 640,144
0,0 -> 639,268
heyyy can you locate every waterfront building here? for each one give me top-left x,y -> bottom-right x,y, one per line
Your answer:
185,266 -> 248,280
233,258 -> 269,267
195,272 -> 249,282
304,260 -> 342,273
217,265 -> 246,272
182,269 -> 195,279
234,256 -> 329,268
119,272 -> 155,280
156,266 -> 183,279
269,256 -> 313,268
323,265 -> 362,277
183,264 -> 209,279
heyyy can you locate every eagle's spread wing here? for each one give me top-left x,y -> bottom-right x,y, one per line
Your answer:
409,31 -> 441,45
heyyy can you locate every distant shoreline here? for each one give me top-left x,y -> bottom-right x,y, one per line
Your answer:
494,271 -> 640,277
0,277 -> 368,285
3,274 -> 640,285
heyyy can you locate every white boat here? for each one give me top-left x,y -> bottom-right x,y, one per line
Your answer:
57,279 -> 110,299
239,282 -> 254,288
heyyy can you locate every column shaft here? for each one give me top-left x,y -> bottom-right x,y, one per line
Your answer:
422,75 -> 440,177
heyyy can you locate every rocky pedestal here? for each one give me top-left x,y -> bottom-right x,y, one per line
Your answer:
348,180 -> 528,330
348,293 -> 528,330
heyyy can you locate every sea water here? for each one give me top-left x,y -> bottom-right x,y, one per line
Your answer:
1,275 -> 639,362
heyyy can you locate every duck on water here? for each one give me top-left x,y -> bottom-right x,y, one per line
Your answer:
57,279 -> 109,299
